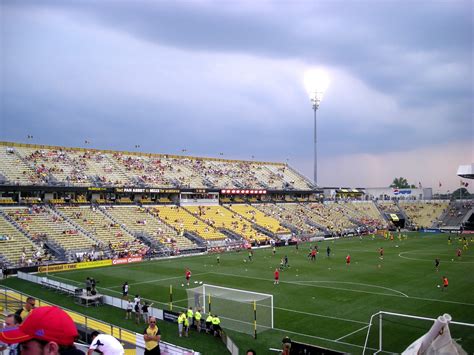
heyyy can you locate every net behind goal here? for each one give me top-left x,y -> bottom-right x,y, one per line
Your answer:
186,284 -> 273,335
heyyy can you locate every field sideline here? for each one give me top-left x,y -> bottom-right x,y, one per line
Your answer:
44,232 -> 474,353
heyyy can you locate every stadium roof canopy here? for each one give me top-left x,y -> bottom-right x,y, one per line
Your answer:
457,164 -> 474,179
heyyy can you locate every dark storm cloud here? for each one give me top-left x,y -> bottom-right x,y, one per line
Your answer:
9,0 -> 470,105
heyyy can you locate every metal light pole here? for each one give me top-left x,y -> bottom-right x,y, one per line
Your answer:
311,97 -> 320,186
304,69 -> 329,187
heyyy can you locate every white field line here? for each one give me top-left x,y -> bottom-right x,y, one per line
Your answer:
210,271 -> 407,298
48,274 -> 185,310
335,325 -> 370,341
274,306 -> 368,325
49,272 -> 210,289
107,273 -> 211,289
271,326 -> 387,353
209,272 -> 474,307
398,252 -> 474,264
296,280 -> 408,298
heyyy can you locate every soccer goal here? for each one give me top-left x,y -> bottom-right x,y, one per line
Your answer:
186,284 -> 273,336
362,311 -> 474,354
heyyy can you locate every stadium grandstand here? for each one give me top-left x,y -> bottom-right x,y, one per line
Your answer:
1,141 -> 473,354
0,141 -> 472,267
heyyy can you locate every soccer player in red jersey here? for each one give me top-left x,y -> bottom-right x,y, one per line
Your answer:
185,268 -> 191,286
442,276 -> 448,291
274,268 -> 280,285
346,254 -> 351,265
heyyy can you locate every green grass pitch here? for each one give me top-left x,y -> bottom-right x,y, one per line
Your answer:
25,232 -> 474,353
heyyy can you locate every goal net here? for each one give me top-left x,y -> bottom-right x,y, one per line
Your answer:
363,311 -> 473,354
186,284 -> 273,335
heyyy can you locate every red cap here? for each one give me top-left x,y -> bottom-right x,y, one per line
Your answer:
0,306 -> 78,345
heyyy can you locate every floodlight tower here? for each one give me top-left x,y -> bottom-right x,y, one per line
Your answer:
304,69 -> 329,186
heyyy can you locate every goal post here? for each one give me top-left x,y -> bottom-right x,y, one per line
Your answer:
186,284 -> 273,336
363,311 -> 474,354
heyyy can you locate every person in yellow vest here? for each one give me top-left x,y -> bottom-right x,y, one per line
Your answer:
177,312 -> 186,337
15,296 -> 36,320
143,316 -> 161,354
183,313 -> 190,337
205,313 -> 213,334
211,314 -> 221,337
194,308 -> 202,332
186,307 -> 194,329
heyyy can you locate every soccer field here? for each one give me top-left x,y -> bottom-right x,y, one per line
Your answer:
45,232 -> 474,353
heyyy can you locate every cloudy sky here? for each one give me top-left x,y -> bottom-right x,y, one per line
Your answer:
1,0 -> 472,191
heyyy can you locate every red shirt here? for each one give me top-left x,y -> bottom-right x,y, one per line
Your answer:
443,277 -> 449,286
346,255 -> 351,263
185,270 -> 191,279
274,270 -> 279,279
311,250 -> 316,256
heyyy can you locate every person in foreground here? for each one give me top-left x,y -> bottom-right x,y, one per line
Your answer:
0,306 -> 84,355
88,331 -> 124,355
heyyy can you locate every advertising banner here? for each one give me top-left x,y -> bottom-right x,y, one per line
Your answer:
111,256 -> 143,265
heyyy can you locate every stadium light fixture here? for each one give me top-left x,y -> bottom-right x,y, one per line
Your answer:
304,68 -> 329,186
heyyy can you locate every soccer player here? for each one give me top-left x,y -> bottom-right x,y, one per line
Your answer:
310,248 -> 317,262
435,258 -> 440,272
379,247 -> 384,260
274,268 -> 280,284
448,236 -> 452,245
284,255 -> 289,268
248,249 -> 253,262
279,257 -> 285,270
442,276 -> 448,291
326,246 -> 331,258
122,281 -> 129,299
185,268 -> 191,286
346,254 -> 351,266
456,248 -> 462,259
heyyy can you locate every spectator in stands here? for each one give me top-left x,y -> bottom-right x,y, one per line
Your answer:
143,317 -> 161,354
15,297 -> 36,320
0,306 -> 84,354
88,331 -> 124,355
0,313 -> 22,355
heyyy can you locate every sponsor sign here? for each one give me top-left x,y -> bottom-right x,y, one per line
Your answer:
393,189 -> 412,195
112,256 -> 143,265
421,228 -> 441,233
38,263 -> 77,273
220,189 -> 267,195
163,310 -> 180,323
38,259 -> 113,273
75,260 -> 112,269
